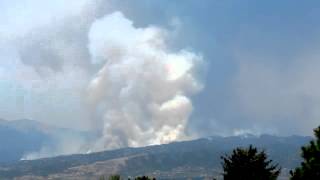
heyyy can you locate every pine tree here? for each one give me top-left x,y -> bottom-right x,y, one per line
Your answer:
290,126 -> 320,180
221,145 -> 281,180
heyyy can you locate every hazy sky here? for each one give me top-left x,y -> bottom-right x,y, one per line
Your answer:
1,0 -> 320,140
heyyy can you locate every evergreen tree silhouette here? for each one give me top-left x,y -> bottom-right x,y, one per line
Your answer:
290,126 -> 320,180
221,145 -> 280,180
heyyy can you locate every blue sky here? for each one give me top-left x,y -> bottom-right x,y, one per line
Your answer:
1,0 -> 320,138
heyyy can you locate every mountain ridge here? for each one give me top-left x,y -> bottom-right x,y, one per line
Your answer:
0,132 -> 311,179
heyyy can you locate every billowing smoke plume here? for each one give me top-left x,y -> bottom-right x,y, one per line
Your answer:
87,12 -> 202,150
0,0 -> 204,158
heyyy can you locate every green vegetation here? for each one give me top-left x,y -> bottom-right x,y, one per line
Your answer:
221,145 -> 281,180
98,174 -> 120,180
109,174 -> 121,180
290,126 -> 320,180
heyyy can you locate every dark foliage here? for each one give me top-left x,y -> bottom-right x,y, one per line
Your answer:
290,126 -> 320,180
134,176 -> 155,180
221,145 -> 280,180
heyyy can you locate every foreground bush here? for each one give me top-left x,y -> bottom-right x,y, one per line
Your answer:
221,145 -> 280,180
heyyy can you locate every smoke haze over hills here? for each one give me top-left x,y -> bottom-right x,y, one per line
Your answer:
1,0 -> 320,157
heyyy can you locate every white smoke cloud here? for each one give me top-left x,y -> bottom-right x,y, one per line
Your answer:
87,12 -> 203,150
0,0 -> 204,157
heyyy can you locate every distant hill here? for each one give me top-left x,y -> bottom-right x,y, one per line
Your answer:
0,119 -> 95,163
0,119 -> 52,163
0,133 -> 311,180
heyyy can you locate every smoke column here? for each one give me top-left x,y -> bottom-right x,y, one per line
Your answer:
87,12 -> 203,150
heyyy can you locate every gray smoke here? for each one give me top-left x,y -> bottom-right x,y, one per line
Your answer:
0,0 -> 203,158
232,54 -> 320,135
87,12 -> 203,150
